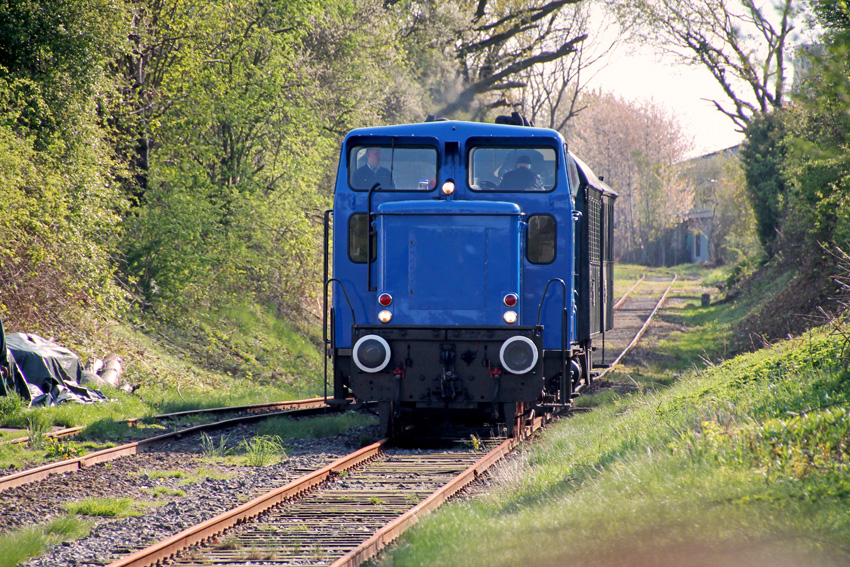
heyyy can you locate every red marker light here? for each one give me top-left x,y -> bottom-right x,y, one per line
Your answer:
378,293 -> 393,307
503,293 -> 518,307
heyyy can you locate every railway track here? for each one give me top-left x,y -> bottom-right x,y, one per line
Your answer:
0,398 -> 332,447
90,277 -> 673,567
0,398 -> 331,492
104,423 -> 537,567
3,274 -> 674,567
597,273 -> 677,379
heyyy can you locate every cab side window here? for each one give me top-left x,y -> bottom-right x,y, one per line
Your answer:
527,215 -> 556,264
348,214 -> 376,263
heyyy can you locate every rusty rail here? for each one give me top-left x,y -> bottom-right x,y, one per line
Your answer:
0,397 -> 329,447
598,273 -> 677,380
332,413 -> 543,567
0,398 -> 330,492
613,273 -> 646,311
106,440 -> 388,567
103,416 -> 543,567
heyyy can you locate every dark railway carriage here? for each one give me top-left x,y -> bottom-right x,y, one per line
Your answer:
323,118 -> 615,435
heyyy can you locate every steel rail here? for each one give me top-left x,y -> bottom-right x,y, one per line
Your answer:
104,440 -> 389,567
0,399 -> 330,492
0,397 -> 328,447
331,441 -> 517,567
102,416 -> 544,567
613,273 -> 646,311
597,273 -> 677,380
331,413 -> 544,567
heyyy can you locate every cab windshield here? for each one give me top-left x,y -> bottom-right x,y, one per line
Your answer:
348,146 -> 438,191
469,147 -> 557,191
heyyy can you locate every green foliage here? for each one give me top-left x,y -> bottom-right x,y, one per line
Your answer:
739,112 -> 787,254
257,412 -> 377,439
200,433 -> 231,458
77,419 -> 132,442
62,497 -> 140,517
0,391 -> 26,426
141,486 -> 186,498
237,435 -> 288,467
781,1 -> 850,254
0,515 -> 91,567
44,439 -> 84,460
142,469 -> 186,479
215,434 -> 288,467
0,0 -> 130,339
26,412 -> 50,449
120,0 -> 412,326
380,320 -> 850,567
376,265 -> 850,567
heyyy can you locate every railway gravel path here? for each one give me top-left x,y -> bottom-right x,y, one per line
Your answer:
2,279 -> 682,567
2,423 -> 378,567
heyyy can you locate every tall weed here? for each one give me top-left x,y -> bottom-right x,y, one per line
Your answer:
238,435 -> 287,467
26,413 -> 51,450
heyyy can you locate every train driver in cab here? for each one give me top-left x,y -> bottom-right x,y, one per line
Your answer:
499,154 -> 544,191
352,147 -> 395,189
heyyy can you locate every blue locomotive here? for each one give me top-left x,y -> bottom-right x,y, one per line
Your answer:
322,115 -> 616,436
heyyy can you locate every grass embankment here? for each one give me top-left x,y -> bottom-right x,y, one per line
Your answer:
0,298 -> 326,469
380,266 -> 850,567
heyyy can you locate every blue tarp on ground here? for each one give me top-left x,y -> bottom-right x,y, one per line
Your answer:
1,321 -> 106,406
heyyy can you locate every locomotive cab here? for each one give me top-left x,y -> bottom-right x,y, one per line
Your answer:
323,118 -> 615,436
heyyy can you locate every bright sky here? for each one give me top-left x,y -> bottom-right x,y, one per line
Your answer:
586,42 -> 746,158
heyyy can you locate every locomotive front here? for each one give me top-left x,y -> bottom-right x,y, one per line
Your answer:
324,120 -> 601,435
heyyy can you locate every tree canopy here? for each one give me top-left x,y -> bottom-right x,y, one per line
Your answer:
0,0 -> 596,343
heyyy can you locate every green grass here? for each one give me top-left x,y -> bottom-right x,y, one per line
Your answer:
0,291 -> 327,474
189,466 -> 234,482
40,388 -> 151,429
62,496 -> 141,517
148,387 -> 304,415
612,263 -> 646,283
126,299 -> 324,413
0,429 -> 24,442
378,272 -> 850,566
0,392 -> 28,428
133,465 -> 234,485
0,515 -> 91,567
237,435 -> 288,467
141,486 -> 186,498
135,468 -> 187,479
257,412 -> 377,439
26,413 -> 51,449
79,418 -> 168,442
200,432 -> 232,457
200,435 -> 289,467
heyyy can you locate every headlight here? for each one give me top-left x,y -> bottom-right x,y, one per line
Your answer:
352,334 -> 391,373
499,336 -> 539,374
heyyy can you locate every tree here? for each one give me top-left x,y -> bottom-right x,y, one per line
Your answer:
614,0 -> 795,130
780,0 -> 850,253
738,111 -> 787,252
566,91 -> 694,264
0,0 -> 129,337
388,0 -> 589,118
120,0 -> 417,321
517,3 -> 622,130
